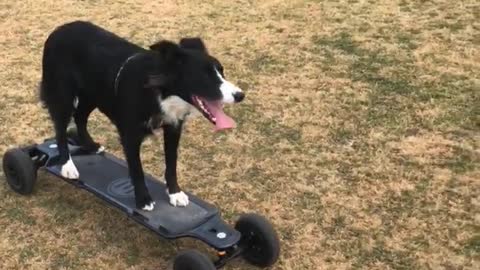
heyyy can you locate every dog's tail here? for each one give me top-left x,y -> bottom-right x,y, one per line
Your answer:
38,36 -> 54,110
38,80 -> 48,109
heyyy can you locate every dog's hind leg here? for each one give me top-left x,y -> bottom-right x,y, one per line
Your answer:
42,76 -> 80,179
51,103 -> 79,179
73,99 -> 104,153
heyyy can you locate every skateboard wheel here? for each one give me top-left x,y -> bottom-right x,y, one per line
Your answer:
3,148 -> 37,195
235,213 -> 280,267
173,250 -> 216,270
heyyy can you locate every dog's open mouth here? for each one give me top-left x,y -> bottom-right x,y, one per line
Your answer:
192,95 -> 236,131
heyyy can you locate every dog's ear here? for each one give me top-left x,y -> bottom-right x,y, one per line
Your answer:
179,37 -> 207,52
149,40 -> 181,64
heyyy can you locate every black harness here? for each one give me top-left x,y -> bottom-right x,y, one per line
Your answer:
114,52 -> 168,132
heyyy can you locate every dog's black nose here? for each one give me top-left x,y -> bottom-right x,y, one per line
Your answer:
233,92 -> 245,103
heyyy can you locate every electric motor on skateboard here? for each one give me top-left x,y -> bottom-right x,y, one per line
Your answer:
2,138 -> 280,269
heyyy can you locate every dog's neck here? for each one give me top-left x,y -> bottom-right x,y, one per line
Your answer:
145,74 -> 167,89
146,55 -> 195,129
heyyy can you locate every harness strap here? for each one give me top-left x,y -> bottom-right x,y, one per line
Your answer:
113,52 -> 168,131
113,53 -> 142,96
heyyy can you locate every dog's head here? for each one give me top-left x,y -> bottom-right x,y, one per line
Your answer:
149,38 -> 244,131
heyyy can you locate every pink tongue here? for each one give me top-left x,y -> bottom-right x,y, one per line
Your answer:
204,100 -> 236,131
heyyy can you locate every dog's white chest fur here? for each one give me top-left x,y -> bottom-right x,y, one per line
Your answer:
158,95 -> 200,125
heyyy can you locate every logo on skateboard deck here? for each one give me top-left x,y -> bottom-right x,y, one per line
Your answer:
107,178 -> 135,198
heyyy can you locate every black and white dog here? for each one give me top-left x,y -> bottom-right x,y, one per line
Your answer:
39,21 -> 244,210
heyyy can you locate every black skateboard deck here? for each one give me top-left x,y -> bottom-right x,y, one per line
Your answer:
35,139 -> 240,249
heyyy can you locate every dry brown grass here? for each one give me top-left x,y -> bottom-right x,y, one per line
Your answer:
1,0 -> 479,269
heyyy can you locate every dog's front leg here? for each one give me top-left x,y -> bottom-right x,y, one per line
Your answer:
121,131 -> 155,211
163,122 -> 189,207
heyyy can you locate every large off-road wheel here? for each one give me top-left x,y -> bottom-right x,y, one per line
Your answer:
3,148 -> 37,195
173,250 -> 216,270
235,213 -> 280,267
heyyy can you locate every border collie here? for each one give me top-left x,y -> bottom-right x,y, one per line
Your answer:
39,21 -> 244,211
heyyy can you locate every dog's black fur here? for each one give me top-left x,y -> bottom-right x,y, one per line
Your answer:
40,21 -> 242,209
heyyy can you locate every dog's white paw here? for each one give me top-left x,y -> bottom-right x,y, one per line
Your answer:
142,201 -> 156,211
168,191 -> 189,207
96,145 -> 105,154
60,158 -> 79,179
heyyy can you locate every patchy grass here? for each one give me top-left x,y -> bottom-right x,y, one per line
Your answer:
0,0 -> 479,269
